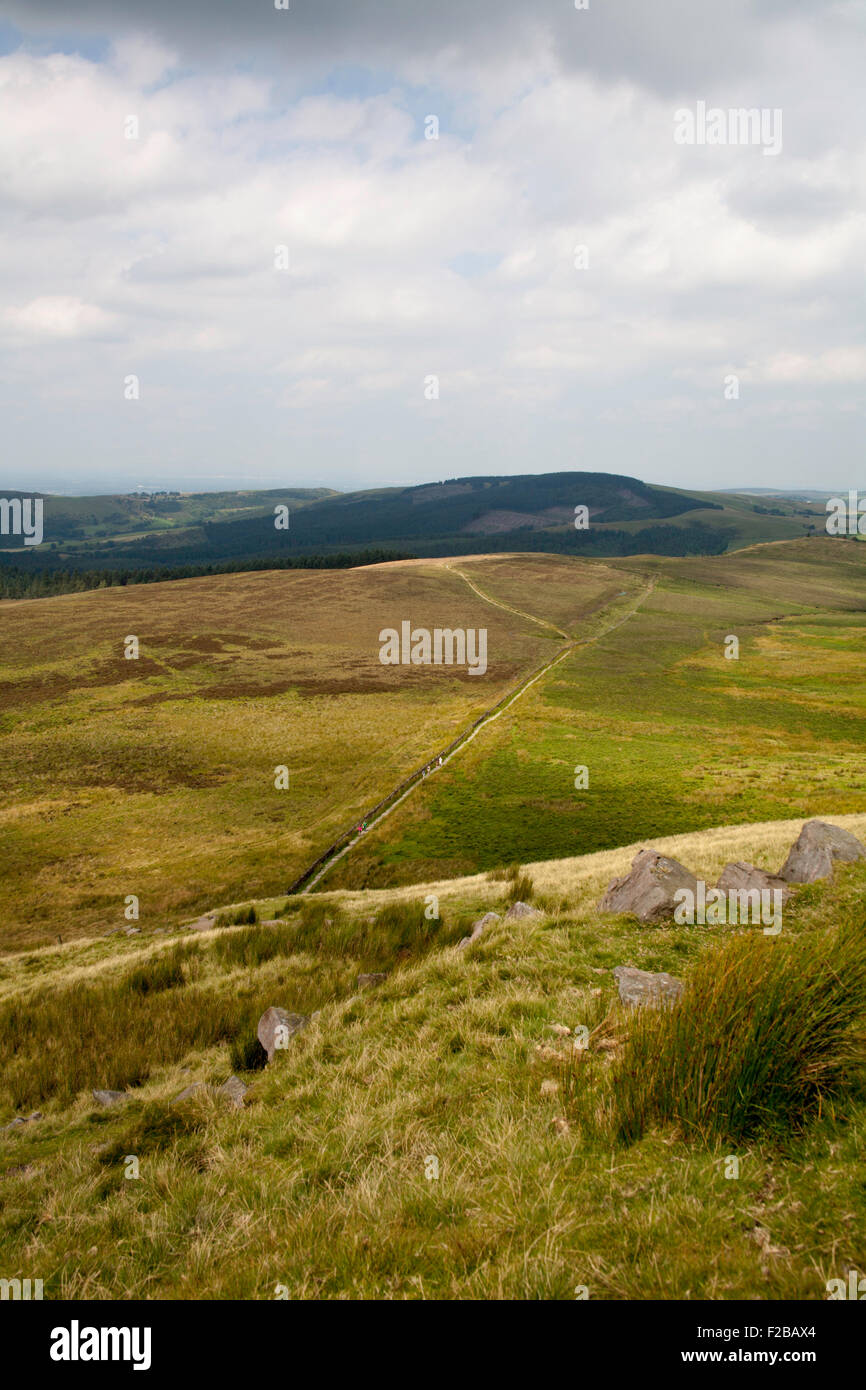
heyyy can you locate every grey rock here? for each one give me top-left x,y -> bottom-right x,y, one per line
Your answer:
92,1089 -> 126,1107
717,862 -> 792,901
614,965 -> 684,1009
504,901 -> 543,922
187,912 -> 217,932
357,973 -> 388,988
124,927 -> 141,936
171,1083 -> 206,1105
1,1117 -> 27,1132
27,1112 -> 42,1122
257,1006 -> 309,1061
457,911 -> 501,950
599,849 -> 699,922
778,820 -> 866,884
218,1076 -> 247,1109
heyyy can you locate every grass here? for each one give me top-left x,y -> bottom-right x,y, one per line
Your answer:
1,822 -> 865,1299
609,921 -> 866,1144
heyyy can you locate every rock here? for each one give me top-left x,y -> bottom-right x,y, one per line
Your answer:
613,965 -> 684,1009
187,912 -> 217,932
504,901 -> 543,922
717,861 -> 792,900
357,973 -> 388,988
92,1089 -> 126,1108
218,1076 -> 247,1109
778,820 -> 866,884
457,911 -> 500,950
124,927 -> 141,936
171,1083 -> 206,1105
27,1112 -> 42,1122
256,1006 -> 309,1061
599,849 -> 699,922
1,1117 -> 27,1132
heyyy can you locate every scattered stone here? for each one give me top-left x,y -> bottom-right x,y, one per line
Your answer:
27,1112 -> 42,1122
778,820 -> 866,884
1,1117 -> 27,1132
92,1090 -> 126,1108
599,849 -> 699,922
457,911 -> 500,950
257,1006 -> 310,1061
613,965 -> 684,1009
218,1076 -> 247,1110
124,927 -> 141,936
504,901 -> 543,922
717,861 -> 792,900
171,1083 -> 205,1106
187,912 -> 217,933
357,973 -> 388,989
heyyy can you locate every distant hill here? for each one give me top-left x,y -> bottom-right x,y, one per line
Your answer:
0,472 -> 842,595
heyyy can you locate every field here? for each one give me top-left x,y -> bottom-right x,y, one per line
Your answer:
1,536 -> 865,1301
325,539 -> 866,889
0,554 -> 631,950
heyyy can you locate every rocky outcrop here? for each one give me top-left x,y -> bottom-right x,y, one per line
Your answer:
778,821 -> 866,884
257,1006 -> 310,1061
92,1089 -> 126,1108
457,911 -> 500,950
613,966 -> 684,1009
504,901 -> 543,922
218,1076 -> 248,1109
717,862 -> 792,901
599,849 -> 699,922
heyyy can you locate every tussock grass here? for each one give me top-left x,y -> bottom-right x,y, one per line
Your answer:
611,919 -> 866,1144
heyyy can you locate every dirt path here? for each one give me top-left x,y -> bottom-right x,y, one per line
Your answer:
296,573 -> 656,893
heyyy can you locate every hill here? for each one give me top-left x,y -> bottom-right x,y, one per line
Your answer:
1,817 -> 865,1299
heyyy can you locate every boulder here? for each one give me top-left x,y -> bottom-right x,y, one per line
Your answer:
171,1083 -> 206,1105
599,849 -> 698,922
778,820 -> 866,884
613,965 -> 684,1009
92,1089 -> 126,1108
357,973 -> 388,989
457,911 -> 500,950
504,901 -> 543,922
218,1076 -> 248,1109
256,1006 -> 309,1061
187,912 -> 217,932
717,862 -> 792,900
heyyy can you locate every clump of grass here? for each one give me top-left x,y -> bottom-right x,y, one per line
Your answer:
125,946 -> 192,996
487,863 -> 534,903
229,1026 -> 268,1073
213,923 -> 296,971
290,898 -> 454,967
215,905 -> 259,928
610,919 -> 866,1145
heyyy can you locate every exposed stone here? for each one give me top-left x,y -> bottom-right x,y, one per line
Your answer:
717,861 -> 792,900
457,911 -> 500,950
171,1083 -> 206,1105
124,927 -> 141,936
92,1089 -> 126,1108
187,912 -> 217,932
599,849 -> 699,922
504,900 -> 543,922
218,1076 -> 247,1109
778,820 -> 866,884
1,1117 -> 27,1132
613,965 -> 684,1009
357,973 -> 388,988
256,1006 -> 309,1061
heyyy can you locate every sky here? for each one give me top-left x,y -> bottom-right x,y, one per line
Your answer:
0,0 -> 864,495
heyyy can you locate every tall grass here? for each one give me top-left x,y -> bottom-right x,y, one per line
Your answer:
610,919 -> 866,1144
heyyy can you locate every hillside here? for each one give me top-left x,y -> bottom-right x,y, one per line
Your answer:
1,817 -> 865,1299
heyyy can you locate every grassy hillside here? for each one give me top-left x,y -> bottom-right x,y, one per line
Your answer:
1,818 -> 865,1299
0,554 -> 628,951
324,539 -> 866,889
